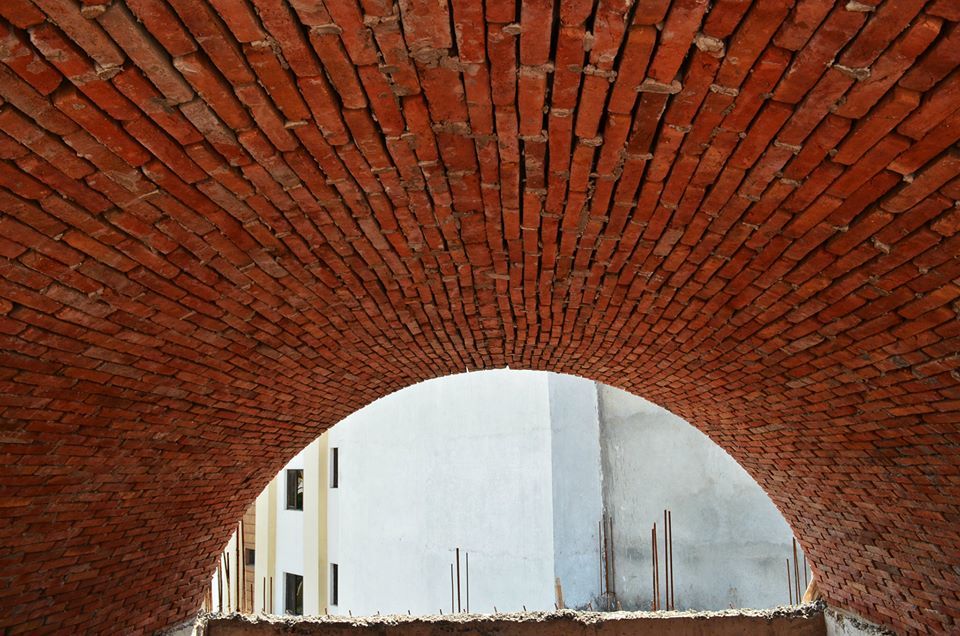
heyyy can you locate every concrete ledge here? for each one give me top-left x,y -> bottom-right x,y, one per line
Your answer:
198,605 -> 826,636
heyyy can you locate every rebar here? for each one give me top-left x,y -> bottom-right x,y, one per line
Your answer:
786,559 -> 792,605
793,538 -> 800,606
668,510 -> 674,610
456,547 -> 462,613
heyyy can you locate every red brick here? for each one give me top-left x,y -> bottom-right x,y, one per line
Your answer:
31,0 -> 125,69
645,0 -> 709,83
0,3 -> 958,636
889,110 -> 960,176
95,2 -> 194,104
0,0 -> 45,28
833,87 -> 921,165
834,15 -> 942,120
51,85 -> 150,167
773,6 -> 866,104
899,22 -> 960,92
882,149 -> 960,213
0,22 -> 61,96
126,0 -> 197,57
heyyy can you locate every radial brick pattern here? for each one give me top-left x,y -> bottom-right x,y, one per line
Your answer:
0,0 -> 958,633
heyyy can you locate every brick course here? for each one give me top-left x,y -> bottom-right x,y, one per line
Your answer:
0,1 -> 958,634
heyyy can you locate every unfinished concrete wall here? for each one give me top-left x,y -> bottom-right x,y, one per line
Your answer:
597,386 -> 798,611
199,607 -> 826,636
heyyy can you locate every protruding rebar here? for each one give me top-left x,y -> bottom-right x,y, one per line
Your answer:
793,538 -> 800,606
598,520 -> 603,598
456,547 -> 462,613
608,515 -> 615,601
653,523 -> 660,610
787,559 -> 793,605
668,510 -> 674,610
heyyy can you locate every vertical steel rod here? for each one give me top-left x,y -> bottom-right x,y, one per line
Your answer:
803,554 -> 808,591
602,515 -> 610,605
465,552 -> 470,613
650,526 -> 656,610
668,510 -> 674,610
598,520 -> 603,598
456,547 -> 462,613
662,510 -> 668,610
653,523 -> 660,610
793,538 -> 800,605
608,515 -> 615,601
787,559 -> 792,605
450,563 -> 454,614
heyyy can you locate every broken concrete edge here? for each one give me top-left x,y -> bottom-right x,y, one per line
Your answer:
158,616 -> 200,636
192,602 -> 827,634
824,606 -> 896,636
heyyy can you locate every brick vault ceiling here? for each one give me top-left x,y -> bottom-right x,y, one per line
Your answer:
0,0 -> 958,633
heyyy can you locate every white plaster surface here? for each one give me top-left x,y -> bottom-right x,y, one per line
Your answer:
326,370 -> 560,616
274,449 -> 306,613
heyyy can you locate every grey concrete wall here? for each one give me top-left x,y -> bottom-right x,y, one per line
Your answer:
200,607 -> 826,636
547,374 -> 604,609
597,385 -> 801,611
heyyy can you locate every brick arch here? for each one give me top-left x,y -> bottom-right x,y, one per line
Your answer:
0,0 -> 958,634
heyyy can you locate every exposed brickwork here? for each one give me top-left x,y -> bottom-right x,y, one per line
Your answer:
0,1 -> 957,634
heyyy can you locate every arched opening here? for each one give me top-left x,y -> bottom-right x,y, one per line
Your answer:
205,370 -> 810,618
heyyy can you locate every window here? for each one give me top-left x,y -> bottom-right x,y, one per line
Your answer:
284,572 -> 303,615
244,548 -> 255,566
330,563 -> 339,606
330,447 -> 339,488
286,469 -> 303,510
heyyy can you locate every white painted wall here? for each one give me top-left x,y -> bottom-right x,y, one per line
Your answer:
326,370 -> 562,616
253,481 -> 276,613
274,449 -> 305,614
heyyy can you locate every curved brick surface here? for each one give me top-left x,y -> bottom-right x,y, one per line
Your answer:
0,1 -> 958,634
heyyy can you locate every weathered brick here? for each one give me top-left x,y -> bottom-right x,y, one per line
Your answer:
0,3 -> 958,636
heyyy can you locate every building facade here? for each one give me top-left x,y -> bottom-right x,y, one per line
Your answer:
211,370 -> 803,616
